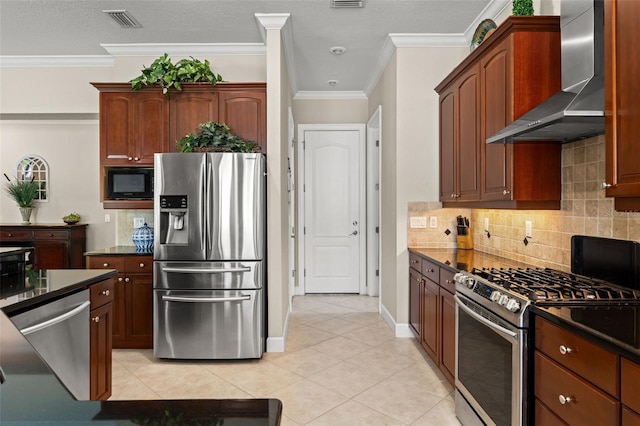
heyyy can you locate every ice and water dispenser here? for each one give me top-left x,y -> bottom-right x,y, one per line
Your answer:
158,195 -> 188,245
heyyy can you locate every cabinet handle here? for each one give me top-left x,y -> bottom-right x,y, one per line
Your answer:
139,263 -> 145,268
128,157 -> 133,161
118,277 -> 123,282
103,263 -> 109,267
125,277 -> 130,283
558,395 -> 572,405
411,260 -> 419,264
445,279 -> 454,284
8,233 -> 12,237
559,345 -> 573,355
601,182 -> 612,189
134,157 -> 140,161
101,289 -> 110,296
425,268 -> 434,273
503,189 -> 511,196
92,316 -> 100,323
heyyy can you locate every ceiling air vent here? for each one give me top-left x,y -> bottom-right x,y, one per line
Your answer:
103,10 -> 142,28
330,0 -> 364,8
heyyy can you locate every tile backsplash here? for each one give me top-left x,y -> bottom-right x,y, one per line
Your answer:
116,210 -> 154,246
408,135 -> 640,271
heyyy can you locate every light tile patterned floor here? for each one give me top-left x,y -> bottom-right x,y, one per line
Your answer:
111,294 -> 460,425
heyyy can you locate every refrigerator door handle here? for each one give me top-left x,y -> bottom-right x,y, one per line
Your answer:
162,266 -> 252,274
162,295 -> 252,303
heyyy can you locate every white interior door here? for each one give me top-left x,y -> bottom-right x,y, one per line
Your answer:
300,125 -> 365,294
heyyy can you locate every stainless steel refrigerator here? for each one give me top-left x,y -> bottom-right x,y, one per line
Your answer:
153,152 -> 266,359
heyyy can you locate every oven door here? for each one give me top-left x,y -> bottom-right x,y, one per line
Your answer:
455,294 -> 527,426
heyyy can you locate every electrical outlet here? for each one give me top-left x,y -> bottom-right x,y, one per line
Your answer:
525,220 -> 533,238
134,217 -> 144,228
410,217 -> 427,228
104,214 -> 111,223
429,216 -> 437,228
484,217 -> 489,231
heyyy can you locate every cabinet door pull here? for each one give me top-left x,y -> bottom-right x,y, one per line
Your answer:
118,277 -> 124,282
558,394 -> 572,405
92,316 -> 100,323
128,157 -> 133,161
503,189 -> 511,196
134,157 -> 140,161
559,345 -> 573,355
124,277 -> 130,283
601,182 -> 612,189
425,268 -> 434,273
101,289 -> 110,296
103,263 -> 109,267
139,263 -> 145,268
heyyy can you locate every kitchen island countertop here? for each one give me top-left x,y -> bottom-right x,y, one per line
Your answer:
85,245 -> 153,256
0,270 -> 282,424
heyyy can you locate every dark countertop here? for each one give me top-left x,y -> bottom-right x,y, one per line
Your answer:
0,222 -> 88,228
411,248 -> 640,363
0,270 -> 282,424
85,246 -> 153,256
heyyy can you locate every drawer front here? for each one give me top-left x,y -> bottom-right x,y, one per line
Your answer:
409,252 -> 422,271
125,256 -> 153,273
535,399 -> 568,425
622,406 -> 640,426
534,351 -> 619,426
90,278 -> 115,308
622,358 -> 640,414
34,230 -> 69,240
0,230 -> 33,240
87,256 -> 125,271
535,317 -> 619,396
421,258 -> 439,283
440,267 -> 456,294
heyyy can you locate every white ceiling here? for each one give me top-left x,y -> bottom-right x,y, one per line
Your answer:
0,0 -> 510,96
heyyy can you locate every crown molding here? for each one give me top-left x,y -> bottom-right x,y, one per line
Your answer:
100,43 -> 266,56
254,13 -> 298,96
464,0 -> 511,39
0,55 -> 114,68
293,91 -> 368,100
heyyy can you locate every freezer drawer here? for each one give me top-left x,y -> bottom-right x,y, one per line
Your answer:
154,261 -> 262,290
154,289 -> 264,359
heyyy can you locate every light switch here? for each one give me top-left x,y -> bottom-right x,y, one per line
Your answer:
410,217 -> 427,228
525,220 -> 533,238
429,217 -> 437,228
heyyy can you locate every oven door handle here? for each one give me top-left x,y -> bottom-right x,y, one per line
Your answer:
162,266 -> 251,274
162,295 -> 251,303
454,295 -> 518,340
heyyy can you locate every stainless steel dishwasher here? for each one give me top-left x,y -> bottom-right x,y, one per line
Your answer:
9,289 -> 90,400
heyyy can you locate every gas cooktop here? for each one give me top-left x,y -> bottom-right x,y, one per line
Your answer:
471,267 -> 640,305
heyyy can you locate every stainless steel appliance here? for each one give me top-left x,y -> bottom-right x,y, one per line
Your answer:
153,152 -> 266,359
454,244 -> 640,426
9,289 -> 90,400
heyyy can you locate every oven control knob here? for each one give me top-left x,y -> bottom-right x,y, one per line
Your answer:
490,291 -> 501,302
506,298 -> 521,312
498,294 -> 509,306
464,277 -> 476,289
453,273 -> 465,285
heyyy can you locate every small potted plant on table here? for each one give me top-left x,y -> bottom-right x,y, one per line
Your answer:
3,173 -> 38,224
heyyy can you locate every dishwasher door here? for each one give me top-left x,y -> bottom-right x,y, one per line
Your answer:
10,289 -> 90,400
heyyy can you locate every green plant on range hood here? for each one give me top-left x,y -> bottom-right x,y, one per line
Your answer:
130,53 -> 223,97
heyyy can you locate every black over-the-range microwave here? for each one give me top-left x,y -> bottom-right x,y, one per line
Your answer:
105,167 -> 153,200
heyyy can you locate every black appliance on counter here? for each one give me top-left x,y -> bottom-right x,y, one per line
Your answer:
0,247 -> 33,297
453,235 -> 640,426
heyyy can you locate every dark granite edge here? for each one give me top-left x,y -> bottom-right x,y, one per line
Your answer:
85,246 -> 153,256
532,306 -> 640,364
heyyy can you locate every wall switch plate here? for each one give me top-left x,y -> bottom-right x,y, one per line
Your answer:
429,216 -> 437,228
484,217 -> 489,231
410,217 -> 427,228
134,217 -> 144,228
104,214 -> 111,223
525,220 -> 533,238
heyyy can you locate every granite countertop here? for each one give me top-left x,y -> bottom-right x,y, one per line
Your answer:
0,222 -> 88,228
409,247 -> 532,272
0,270 -> 282,424
85,246 -> 153,256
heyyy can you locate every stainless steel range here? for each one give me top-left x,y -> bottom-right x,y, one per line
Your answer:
454,264 -> 640,426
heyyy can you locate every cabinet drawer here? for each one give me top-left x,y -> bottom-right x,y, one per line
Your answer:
623,406 -> 640,426
535,317 -> 619,396
535,398 -> 568,425
622,358 -> 640,414
34,230 -> 69,240
421,258 -> 439,283
125,256 -> 153,273
409,252 -> 422,271
0,230 -> 33,240
534,351 -> 619,426
87,256 -> 125,271
440,267 -> 456,294
90,278 -> 115,308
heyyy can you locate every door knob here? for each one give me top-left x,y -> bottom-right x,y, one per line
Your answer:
353,221 -> 358,226
348,230 -> 358,236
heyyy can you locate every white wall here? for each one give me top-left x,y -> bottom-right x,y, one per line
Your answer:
292,98 -> 368,124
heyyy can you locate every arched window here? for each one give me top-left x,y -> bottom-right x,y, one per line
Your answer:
16,155 -> 49,202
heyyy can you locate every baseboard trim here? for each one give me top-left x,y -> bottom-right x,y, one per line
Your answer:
266,301 -> 292,353
380,302 -> 414,338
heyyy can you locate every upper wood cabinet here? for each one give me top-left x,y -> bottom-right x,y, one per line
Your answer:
436,16 -> 562,209
92,82 -> 267,209
604,0 -> 640,211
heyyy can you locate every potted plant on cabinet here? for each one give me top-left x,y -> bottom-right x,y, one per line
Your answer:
177,121 -> 260,153
130,54 -> 223,97
3,173 -> 38,224
513,0 -> 534,16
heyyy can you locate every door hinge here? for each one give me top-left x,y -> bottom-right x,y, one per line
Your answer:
375,226 -> 379,233
304,227 -> 306,235
304,269 -> 306,277
292,269 -> 296,278
376,269 -> 379,276
376,140 -> 379,147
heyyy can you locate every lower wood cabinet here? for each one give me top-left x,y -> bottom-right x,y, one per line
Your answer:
87,254 -> 153,349
0,224 -> 87,269
89,278 -> 114,401
534,316 -> 640,425
409,251 -> 456,386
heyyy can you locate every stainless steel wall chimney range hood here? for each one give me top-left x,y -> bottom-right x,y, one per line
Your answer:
486,0 -> 604,144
